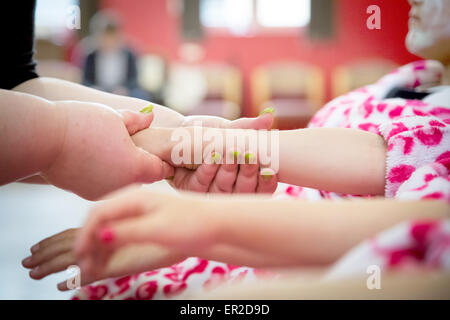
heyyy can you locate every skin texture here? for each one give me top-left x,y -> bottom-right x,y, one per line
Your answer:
194,271 -> 450,299
170,113 -> 277,194
23,189 -> 448,290
22,228 -> 186,291
22,126 -> 387,288
13,77 -> 277,195
22,228 -> 294,291
406,0 -> 450,65
132,126 -> 386,195
21,0 -> 450,295
0,89 -> 172,200
72,187 -> 449,282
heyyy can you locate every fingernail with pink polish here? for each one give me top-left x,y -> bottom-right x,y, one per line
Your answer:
99,227 -> 115,244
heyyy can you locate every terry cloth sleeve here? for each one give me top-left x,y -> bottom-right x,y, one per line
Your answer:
380,115 -> 450,201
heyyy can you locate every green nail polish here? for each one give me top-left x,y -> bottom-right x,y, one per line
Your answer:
244,152 -> 255,164
261,169 -> 274,180
140,104 -> 154,114
211,152 -> 221,164
259,107 -> 274,116
230,151 -> 241,162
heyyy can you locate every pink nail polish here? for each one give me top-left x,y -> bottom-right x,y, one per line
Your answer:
99,227 -> 115,243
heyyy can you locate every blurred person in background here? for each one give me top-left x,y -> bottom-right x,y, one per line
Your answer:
82,11 -> 149,100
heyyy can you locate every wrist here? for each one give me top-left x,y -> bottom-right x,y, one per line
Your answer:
186,195 -> 224,248
195,196 -> 230,246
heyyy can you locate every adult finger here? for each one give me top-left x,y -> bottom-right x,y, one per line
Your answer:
133,148 -> 174,183
119,109 -> 154,135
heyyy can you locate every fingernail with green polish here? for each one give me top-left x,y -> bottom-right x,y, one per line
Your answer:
260,168 -> 275,180
230,150 -> 241,163
244,152 -> 255,164
140,104 -> 154,114
211,152 -> 221,164
259,107 -> 274,116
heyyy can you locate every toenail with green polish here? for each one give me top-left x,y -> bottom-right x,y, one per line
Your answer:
259,107 -> 274,116
244,152 -> 255,164
140,104 -> 154,114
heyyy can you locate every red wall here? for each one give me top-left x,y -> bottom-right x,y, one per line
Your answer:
101,0 -> 419,116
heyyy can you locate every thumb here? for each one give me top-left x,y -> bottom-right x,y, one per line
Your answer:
119,109 -> 154,135
134,148 -> 174,183
228,108 -> 274,130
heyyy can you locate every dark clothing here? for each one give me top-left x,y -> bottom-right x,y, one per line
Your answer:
385,87 -> 432,100
0,0 -> 39,89
82,48 -> 139,91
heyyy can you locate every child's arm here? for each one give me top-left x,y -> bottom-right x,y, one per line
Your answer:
277,128 -> 386,195
23,228 -> 295,290
132,127 -> 387,195
74,187 -> 449,275
197,271 -> 450,300
207,197 -> 448,265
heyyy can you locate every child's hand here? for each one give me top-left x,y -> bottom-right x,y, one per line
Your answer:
22,228 -> 88,290
132,111 -> 278,195
22,227 -> 186,291
74,186 -> 216,280
42,102 -> 173,200
175,111 -> 278,194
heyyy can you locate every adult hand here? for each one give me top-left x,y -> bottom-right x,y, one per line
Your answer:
42,102 -> 173,200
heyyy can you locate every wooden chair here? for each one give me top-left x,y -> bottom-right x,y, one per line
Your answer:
251,61 -> 325,129
332,59 -> 398,98
165,62 -> 242,120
